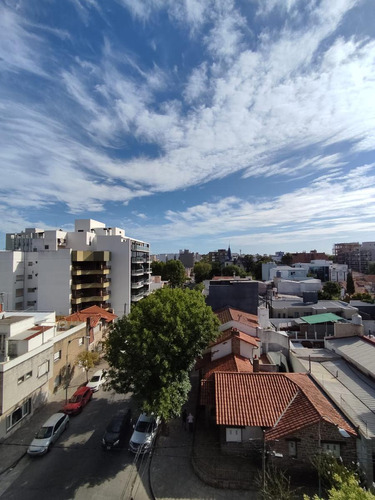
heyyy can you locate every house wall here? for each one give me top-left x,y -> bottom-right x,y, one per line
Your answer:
211,339 -> 232,361
257,328 -> 289,356
269,421 -> 357,472
0,251 -> 25,311
0,345 -> 54,440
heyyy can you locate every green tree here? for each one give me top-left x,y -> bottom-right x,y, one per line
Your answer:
367,262 -> 375,275
242,254 -> 255,274
321,281 -> 341,299
76,351 -> 100,382
222,264 -> 246,278
105,288 -> 220,420
209,261 -> 223,278
165,259 -> 186,288
346,272 -> 355,296
281,253 -> 294,266
193,261 -> 212,283
151,260 -> 166,280
304,473 -> 375,500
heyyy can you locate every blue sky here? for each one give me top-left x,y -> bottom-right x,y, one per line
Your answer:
1,0 -> 375,256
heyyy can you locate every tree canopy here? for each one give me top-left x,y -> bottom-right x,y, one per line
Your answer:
105,288 -> 220,420
221,264 -> 246,278
193,261 -> 212,283
164,259 -> 186,287
319,281 -> 341,300
76,351 -> 100,382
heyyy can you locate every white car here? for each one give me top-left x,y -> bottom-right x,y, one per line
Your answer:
87,369 -> 106,392
129,413 -> 160,454
28,412 -> 69,456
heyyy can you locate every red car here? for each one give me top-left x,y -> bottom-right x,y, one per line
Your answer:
63,386 -> 92,415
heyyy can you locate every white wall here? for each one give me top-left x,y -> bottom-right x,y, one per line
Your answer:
211,339 -> 232,361
37,249 -> 72,315
0,251 -> 25,310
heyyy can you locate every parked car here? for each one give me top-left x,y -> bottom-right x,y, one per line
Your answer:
87,369 -> 106,392
62,386 -> 92,415
102,408 -> 132,450
129,413 -> 160,454
27,412 -> 69,456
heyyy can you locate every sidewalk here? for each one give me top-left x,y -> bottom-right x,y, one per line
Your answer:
150,371 -> 260,500
0,362 -> 99,475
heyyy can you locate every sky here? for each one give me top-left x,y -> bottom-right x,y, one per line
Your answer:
1,0 -> 375,256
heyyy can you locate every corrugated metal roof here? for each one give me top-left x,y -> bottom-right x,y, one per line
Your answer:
300,313 -> 343,324
325,336 -> 375,375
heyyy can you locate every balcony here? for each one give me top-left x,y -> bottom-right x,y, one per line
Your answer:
71,293 -> 110,305
132,257 -> 145,264
132,268 -> 144,277
131,292 -> 144,302
143,268 -> 151,274
72,267 -> 110,276
72,281 -> 110,290
131,281 -> 144,289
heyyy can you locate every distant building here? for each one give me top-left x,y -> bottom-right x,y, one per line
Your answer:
1,219 -> 151,317
333,242 -> 373,273
206,279 -> 259,315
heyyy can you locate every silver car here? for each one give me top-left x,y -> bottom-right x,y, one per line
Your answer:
27,412 -> 69,456
129,413 -> 160,454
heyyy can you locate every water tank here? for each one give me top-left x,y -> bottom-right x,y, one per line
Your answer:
352,314 -> 363,325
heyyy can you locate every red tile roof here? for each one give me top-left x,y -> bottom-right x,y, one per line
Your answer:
203,353 -> 252,381
215,372 -> 356,440
64,305 -> 117,327
210,328 -> 260,348
215,307 -> 258,329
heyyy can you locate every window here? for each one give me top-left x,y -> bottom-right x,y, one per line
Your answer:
27,288 -> 35,293
323,442 -> 341,458
16,275 -> 24,281
6,398 -> 31,431
17,376 -> 25,385
28,275 -> 32,279
25,371 -> 32,380
28,262 -> 33,266
288,440 -> 297,457
226,428 -> 241,442
16,289 -> 24,297
38,360 -> 49,378
54,350 -> 62,362
27,301 -> 36,306
44,245 -> 49,249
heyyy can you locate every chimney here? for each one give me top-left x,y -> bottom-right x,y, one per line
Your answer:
253,354 -> 260,373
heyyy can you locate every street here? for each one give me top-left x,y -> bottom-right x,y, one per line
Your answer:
0,388 -> 152,500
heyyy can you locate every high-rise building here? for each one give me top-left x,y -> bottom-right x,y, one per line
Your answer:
0,219 -> 151,317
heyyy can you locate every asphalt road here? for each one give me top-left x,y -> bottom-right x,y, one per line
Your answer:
0,389 -> 152,500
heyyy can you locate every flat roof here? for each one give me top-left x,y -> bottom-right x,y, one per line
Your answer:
299,313 -> 344,325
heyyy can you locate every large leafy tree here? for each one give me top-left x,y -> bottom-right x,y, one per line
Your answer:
165,259 -> 186,288
105,288 -> 220,420
151,260 -> 167,280
319,281 -> 341,299
222,264 -> 246,278
193,261 -> 212,283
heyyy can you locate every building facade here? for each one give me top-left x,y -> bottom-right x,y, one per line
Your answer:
1,219 -> 151,317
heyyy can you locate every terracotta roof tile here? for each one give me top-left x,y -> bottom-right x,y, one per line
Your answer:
203,353 -> 252,381
215,307 -> 258,328
215,372 -> 356,439
209,328 -> 260,348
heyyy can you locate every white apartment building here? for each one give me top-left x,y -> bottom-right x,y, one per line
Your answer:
1,219 -> 151,317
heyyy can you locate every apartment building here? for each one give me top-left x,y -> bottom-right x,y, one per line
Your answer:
1,219 -> 151,317
333,242 -> 373,273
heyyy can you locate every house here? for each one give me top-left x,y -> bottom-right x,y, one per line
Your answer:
0,311 -> 88,439
214,372 -> 357,476
290,334 -> 375,486
1,219 -> 151,317
64,305 -> 117,348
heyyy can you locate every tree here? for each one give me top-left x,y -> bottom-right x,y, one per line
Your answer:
209,261 -> 223,278
164,259 -> 186,288
367,262 -> 375,275
76,351 -> 100,382
321,281 -> 341,299
281,253 -> 293,266
151,260 -> 166,280
193,261 -> 212,283
242,254 -> 255,274
346,272 -> 355,296
303,473 -> 375,500
105,288 -> 220,420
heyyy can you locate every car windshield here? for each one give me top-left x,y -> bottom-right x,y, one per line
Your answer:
35,426 -> 53,439
70,395 -> 82,403
90,376 -> 100,382
135,420 -> 154,433
107,420 -> 122,433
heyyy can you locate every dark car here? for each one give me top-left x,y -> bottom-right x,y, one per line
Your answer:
62,386 -> 92,415
102,409 -> 132,450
